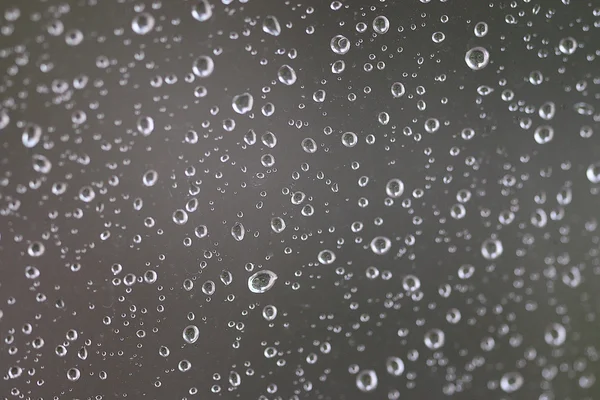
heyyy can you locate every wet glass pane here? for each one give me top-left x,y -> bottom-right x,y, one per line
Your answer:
1,1 -> 599,399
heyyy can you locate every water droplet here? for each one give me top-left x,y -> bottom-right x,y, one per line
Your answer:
391,82 -> 405,98
370,236 -> 392,255
330,34 -> 350,55
248,270 -> 278,294
262,15 -> 281,36
262,305 -> 278,321
544,322 -> 566,346
424,328 -> 445,350
586,163 -> 600,183
481,238 -> 503,260
465,46 -> 490,70
558,36 -> 577,54
474,21 -> 488,37
192,55 -> 215,78
66,367 -> 80,382
22,123 -> 42,148
191,0 -> 212,22
385,357 -> 405,376
131,13 -> 155,35
500,372 -> 524,393
277,64 -> 297,85
172,209 -> 189,225
372,15 -> 389,34
318,249 -> 336,265
356,369 -> 378,392
137,116 -> 155,136
142,170 -> 158,187
231,222 -> 245,241
270,217 -> 286,233
385,178 -> 404,198
301,137 -> 317,153
232,92 -> 254,114
534,125 -> 554,144
182,325 -> 200,344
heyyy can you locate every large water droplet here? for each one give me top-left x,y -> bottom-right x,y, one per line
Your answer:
248,270 -> 278,293
277,64 -> 297,85
372,15 -> 389,34
481,238 -> 503,260
182,325 -> 199,344
356,369 -> 378,392
232,92 -> 254,114
330,34 -> 350,55
192,55 -> 215,78
465,46 -> 490,70
231,222 -> 245,241
191,0 -> 213,22
262,15 -> 281,36
131,13 -> 155,35
385,178 -> 404,198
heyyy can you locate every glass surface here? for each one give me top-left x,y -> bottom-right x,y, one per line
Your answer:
1,1 -> 599,399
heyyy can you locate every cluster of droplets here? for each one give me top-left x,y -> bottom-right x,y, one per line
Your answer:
1,0 -> 599,398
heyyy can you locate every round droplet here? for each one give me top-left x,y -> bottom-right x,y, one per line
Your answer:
66,367 -> 80,382
178,359 -> 192,372
318,249 -> 336,265
172,209 -> 189,225
301,137 -> 317,153
385,178 -> 404,198
79,186 -> 95,202
385,357 -> 405,376
390,82 -> 405,98
32,154 -> 52,174
277,64 -> 297,85
500,372 -> 524,393
370,236 -> 391,255
262,15 -> 281,36
262,305 -> 278,321
534,125 -> 554,144
432,31 -> 445,43
191,0 -> 212,22
465,46 -> 490,70
341,132 -> 357,147
131,12 -> 155,35
538,101 -> 556,120
182,325 -> 200,344
202,280 -> 215,295
270,217 -> 286,233
356,369 -> 378,393
232,92 -> 254,114
192,55 -> 215,78
248,270 -> 278,294
558,36 -> 577,54
544,322 -> 566,346
424,328 -> 445,350
481,238 -> 503,260
372,15 -> 389,34
474,21 -> 488,37
458,264 -> 475,279
330,34 -> 350,55
586,163 -> 600,183
313,89 -> 326,103
331,60 -> 345,74
137,116 -> 154,136
402,275 -> 421,292
195,225 -> 208,238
